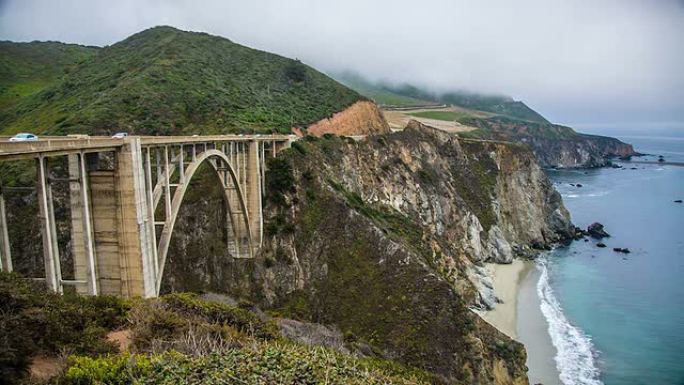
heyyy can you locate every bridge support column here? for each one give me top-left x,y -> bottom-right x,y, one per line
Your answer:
246,140 -> 262,249
0,185 -> 12,272
114,138 -> 157,297
68,153 -> 100,295
85,140 -> 156,297
37,156 -> 62,293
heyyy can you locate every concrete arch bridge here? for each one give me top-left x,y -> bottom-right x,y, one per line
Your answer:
0,135 -> 294,297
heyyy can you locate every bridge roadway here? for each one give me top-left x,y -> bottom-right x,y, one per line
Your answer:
0,134 -> 295,298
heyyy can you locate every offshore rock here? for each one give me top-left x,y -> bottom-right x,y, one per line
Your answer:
587,222 -> 610,239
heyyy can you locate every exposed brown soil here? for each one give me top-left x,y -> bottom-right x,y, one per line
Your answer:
306,101 -> 390,136
29,356 -> 63,383
106,329 -> 133,352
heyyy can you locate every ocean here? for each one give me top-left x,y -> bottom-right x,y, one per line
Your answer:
536,131 -> 684,385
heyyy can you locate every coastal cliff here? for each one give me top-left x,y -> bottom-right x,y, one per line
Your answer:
162,121 -> 574,383
460,116 -> 636,168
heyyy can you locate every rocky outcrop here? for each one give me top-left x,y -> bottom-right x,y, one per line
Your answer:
162,121 -> 573,384
461,116 -> 636,168
305,100 -> 390,136
587,222 -> 610,239
525,134 -> 636,168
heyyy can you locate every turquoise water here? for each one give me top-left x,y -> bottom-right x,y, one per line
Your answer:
543,133 -> 684,385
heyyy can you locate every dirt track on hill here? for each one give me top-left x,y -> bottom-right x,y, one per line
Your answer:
382,106 -> 481,133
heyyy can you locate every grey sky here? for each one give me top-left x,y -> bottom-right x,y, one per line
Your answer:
1,0 -> 682,129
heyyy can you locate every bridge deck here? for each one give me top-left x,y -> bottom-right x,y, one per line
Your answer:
0,134 -> 295,161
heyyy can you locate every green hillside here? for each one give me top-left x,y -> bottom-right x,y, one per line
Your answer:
0,27 -> 364,135
332,72 -> 549,123
0,41 -> 97,112
390,84 -> 549,123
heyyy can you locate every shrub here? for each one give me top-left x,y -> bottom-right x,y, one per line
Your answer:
0,272 -> 128,382
265,157 -> 295,206
63,353 -> 152,385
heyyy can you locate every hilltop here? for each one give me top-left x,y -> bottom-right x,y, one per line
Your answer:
0,27 -> 374,136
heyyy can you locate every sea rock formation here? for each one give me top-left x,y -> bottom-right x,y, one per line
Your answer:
163,121 -> 574,384
587,222 -> 610,239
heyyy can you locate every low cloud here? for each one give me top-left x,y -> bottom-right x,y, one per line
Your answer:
1,0 -> 682,127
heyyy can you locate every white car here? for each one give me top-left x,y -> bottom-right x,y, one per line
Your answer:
111,132 -> 128,139
9,133 -> 38,142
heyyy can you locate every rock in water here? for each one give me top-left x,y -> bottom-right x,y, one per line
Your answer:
597,242 -> 607,248
587,222 -> 610,238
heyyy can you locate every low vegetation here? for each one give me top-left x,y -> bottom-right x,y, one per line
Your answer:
0,272 -> 436,384
0,41 -> 97,113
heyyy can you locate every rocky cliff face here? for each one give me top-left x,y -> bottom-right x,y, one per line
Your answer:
523,133 -> 636,168
163,121 -> 574,384
305,100 -> 390,136
461,116 -> 636,168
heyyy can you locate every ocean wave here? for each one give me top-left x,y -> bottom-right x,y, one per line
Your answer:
537,258 -> 603,385
562,191 -> 608,199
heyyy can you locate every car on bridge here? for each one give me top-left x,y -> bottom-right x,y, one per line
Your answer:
111,132 -> 128,139
9,133 -> 39,142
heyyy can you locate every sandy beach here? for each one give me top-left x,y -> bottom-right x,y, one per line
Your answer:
477,259 -> 531,339
478,259 -> 562,385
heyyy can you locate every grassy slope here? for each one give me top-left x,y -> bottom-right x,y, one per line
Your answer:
0,41 -> 97,113
408,110 -> 472,121
0,27 -> 364,136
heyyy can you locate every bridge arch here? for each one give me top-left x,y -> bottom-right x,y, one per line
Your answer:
155,149 -> 252,294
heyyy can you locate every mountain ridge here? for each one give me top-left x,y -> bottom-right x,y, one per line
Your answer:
0,26 -> 366,135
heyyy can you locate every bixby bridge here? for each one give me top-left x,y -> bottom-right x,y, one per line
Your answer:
0,134 -> 294,298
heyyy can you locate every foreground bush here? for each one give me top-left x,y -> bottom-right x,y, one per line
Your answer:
1,272 -> 437,384
0,272 -> 129,382
63,343 -> 435,385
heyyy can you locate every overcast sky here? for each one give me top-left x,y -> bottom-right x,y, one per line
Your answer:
1,0 -> 682,129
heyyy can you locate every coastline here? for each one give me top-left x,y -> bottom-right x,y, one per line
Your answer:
477,259 -> 562,385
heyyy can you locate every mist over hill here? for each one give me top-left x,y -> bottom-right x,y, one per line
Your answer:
333,71 -> 549,123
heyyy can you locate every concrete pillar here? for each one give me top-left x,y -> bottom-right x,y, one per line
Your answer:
68,154 -> 99,294
36,156 -> 62,293
89,170 -> 120,295
68,154 -> 87,293
246,140 -> 262,248
0,186 -> 12,272
114,138 -> 156,297
144,148 -> 159,279
89,139 -> 156,297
